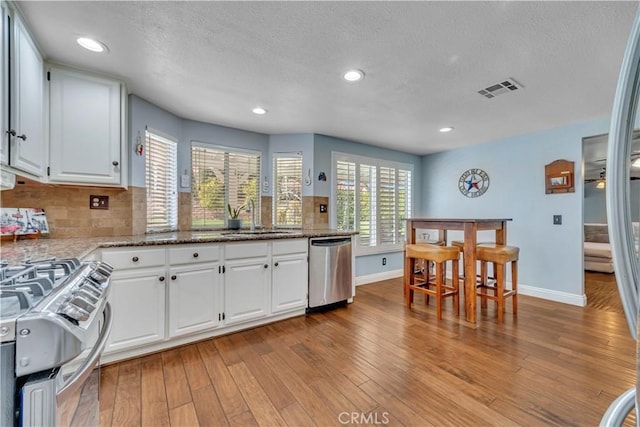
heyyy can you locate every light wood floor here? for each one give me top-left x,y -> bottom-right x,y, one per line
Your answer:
100,276 -> 636,426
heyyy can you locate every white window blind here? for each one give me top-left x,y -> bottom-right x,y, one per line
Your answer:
145,130 -> 178,232
332,152 -> 413,253
273,153 -> 302,227
191,143 -> 260,228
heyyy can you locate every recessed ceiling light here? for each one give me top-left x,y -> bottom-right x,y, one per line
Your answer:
252,107 -> 267,115
439,127 -> 454,133
343,69 -> 364,82
77,37 -> 107,53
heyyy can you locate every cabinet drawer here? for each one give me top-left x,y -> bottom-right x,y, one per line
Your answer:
225,242 -> 269,259
272,239 -> 308,255
168,245 -> 220,265
102,248 -> 166,270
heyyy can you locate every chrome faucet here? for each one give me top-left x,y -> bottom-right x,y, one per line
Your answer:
246,198 -> 256,232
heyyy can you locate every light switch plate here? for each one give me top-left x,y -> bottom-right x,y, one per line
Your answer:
180,174 -> 190,188
553,215 -> 562,225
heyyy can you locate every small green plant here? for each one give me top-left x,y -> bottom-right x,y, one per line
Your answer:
227,203 -> 245,219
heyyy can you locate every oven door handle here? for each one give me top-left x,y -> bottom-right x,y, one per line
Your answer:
56,302 -> 113,402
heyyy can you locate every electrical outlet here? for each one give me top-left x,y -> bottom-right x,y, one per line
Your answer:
553,215 -> 562,225
319,204 -> 327,213
90,195 -> 109,210
382,257 -> 387,266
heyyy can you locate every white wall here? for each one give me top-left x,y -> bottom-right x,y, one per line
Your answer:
422,117 -> 610,305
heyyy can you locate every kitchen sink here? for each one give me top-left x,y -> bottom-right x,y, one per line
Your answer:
222,230 -> 295,236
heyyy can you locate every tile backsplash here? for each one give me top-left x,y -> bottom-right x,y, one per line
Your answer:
1,179 -> 331,238
0,178 -> 138,238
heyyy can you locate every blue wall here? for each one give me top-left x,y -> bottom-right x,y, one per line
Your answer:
422,117 -> 610,304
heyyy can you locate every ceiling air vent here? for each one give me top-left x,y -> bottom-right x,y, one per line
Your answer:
478,78 -> 523,99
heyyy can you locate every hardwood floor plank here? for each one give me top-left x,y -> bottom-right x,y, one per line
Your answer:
196,340 -> 249,418
179,344 -> 211,392
169,402 -> 199,427
161,348 -> 193,409
192,384 -> 229,427
279,402 -> 316,427
140,354 -> 170,427
111,359 -> 141,427
99,363 -> 119,427
228,411 -> 259,427
358,379 -> 433,427
227,361 -> 287,426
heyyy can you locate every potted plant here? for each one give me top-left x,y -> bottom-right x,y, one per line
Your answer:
227,203 -> 244,229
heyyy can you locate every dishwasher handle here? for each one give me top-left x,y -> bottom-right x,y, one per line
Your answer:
310,238 -> 351,247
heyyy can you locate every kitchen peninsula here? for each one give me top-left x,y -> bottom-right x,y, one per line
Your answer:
2,229 -> 356,364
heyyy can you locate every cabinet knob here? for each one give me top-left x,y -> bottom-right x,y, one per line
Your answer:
264,264 -> 268,269
159,276 -> 165,282
17,134 -> 27,141
193,252 -> 199,258
274,262 -> 279,267
132,256 -> 139,262
171,275 -> 177,280
112,161 -> 119,166
6,129 -> 15,137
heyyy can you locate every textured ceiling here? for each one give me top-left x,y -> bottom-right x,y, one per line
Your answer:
16,1 -> 639,155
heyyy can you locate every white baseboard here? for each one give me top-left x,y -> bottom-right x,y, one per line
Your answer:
518,284 -> 586,307
356,269 -> 403,286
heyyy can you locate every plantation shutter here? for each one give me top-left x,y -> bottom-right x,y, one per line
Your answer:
273,153 -> 302,227
359,164 -> 377,247
145,130 -> 178,232
191,146 -> 226,228
398,168 -> 412,242
191,143 -> 261,228
379,166 -> 396,245
335,160 -> 356,231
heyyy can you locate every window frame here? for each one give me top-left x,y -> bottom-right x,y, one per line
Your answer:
330,151 -> 413,255
145,127 -> 178,233
190,141 -> 261,229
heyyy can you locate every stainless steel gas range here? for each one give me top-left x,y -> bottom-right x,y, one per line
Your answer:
0,258 -> 113,427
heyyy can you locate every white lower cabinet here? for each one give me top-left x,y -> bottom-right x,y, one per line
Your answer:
168,263 -> 220,337
105,266 -> 166,353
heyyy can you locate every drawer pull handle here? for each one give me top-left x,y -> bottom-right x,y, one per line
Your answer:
159,276 -> 165,282
193,252 -> 199,258
112,161 -> 119,166
274,262 -> 279,267
132,256 -> 139,262
264,264 -> 268,269
171,275 -> 177,280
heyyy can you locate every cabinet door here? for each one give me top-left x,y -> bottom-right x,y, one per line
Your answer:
49,66 -> 122,185
272,254 -> 308,313
105,267 -> 166,354
168,263 -> 220,337
223,258 -> 270,325
10,13 -> 43,177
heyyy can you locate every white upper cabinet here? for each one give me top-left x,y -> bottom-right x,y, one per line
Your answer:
6,11 -> 44,177
48,66 -> 126,187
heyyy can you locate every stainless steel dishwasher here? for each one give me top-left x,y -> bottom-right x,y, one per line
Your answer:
308,236 -> 353,311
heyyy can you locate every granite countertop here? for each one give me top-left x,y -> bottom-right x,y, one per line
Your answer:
0,229 -> 357,265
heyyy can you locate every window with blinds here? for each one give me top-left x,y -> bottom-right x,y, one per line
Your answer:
332,152 -> 413,253
273,153 -> 302,227
145,130 -> 178,232
191,143 -> 261,228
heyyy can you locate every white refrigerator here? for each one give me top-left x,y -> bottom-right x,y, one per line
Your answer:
602,5 -> 640,426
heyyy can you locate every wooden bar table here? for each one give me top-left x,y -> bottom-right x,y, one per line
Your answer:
405,218 -> 512,323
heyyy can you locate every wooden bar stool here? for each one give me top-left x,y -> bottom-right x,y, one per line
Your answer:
404,244 -> 460,319
476,244 -> 519,323
451,240 -> 494,284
